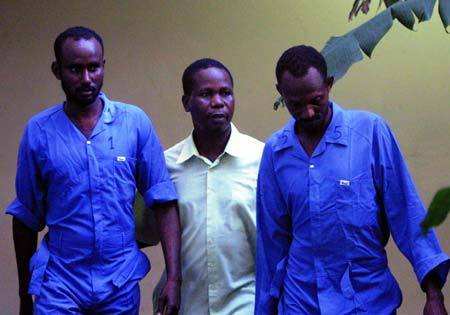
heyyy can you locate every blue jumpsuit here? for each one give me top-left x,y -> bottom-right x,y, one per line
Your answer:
7,93 -> 177,314
255,102 -> 449,314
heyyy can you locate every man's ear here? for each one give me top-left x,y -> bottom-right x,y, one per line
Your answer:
182,95 -> 190,112
326,76 -> 334,91
276,83 -> 281,95
51,61 -> 61,80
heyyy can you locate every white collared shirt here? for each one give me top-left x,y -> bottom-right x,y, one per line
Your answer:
153,124 -> 264,315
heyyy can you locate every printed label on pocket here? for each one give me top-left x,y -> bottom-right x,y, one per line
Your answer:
339,179 -> 350,186
116,156 -> 126,162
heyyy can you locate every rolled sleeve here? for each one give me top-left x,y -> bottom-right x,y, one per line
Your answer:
415,254 -> 450,286
143,180 -> 178,207
135,112 -> 177,207
6,121 -> 46,231
6,198 -> 44,231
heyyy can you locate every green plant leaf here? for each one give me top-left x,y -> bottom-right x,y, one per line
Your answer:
352,9 -> 394,57
322,34 -> 364,80
273,0 -> 450,109
440,0 -> 450,32
391,1 -> 417,29
385,0 -> 402,7
421,187 -> 450,233
320,0 -> 447,82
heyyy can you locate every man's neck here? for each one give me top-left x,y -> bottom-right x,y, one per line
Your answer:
64,97 -> 103,120
64,98 -> 104,138
192,127 -> 231,163
296,105 -> 333,157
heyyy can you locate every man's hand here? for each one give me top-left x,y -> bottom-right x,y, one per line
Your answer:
19,294 -> 33,315
424,291 -> 447,315
423,272 -> 448,315
154,201 -> 182,315
13,218 -> 37,315
156,279 -> 181,315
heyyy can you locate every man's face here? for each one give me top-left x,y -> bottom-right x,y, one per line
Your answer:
52,37 -> 105,107
277,67 -> 333,134
183,67 -> 234,134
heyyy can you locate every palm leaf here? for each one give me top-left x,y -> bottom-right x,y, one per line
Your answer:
322,0 -> 449,81
421,187 -> 450,233
273,0 -> 449,110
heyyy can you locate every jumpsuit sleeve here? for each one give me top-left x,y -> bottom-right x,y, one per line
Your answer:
6,120 -> 46,232
134,111 -> 178,207
255,143 -> 292,315
372,117 -> 450,287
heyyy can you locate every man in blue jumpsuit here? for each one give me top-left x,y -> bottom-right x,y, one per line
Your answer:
6,26 -> 181,314
255,45 -> 449,314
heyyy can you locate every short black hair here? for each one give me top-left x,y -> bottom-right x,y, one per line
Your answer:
182,58 -> 234,95
54,26 -> 104,63
275,45 -> 327,83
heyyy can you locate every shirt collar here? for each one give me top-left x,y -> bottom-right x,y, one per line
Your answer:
176,123 -> 243,164
223,123 -> 245,157
98,92 -> 116,124
323,102 -> 348,146
273,101 -> 348,152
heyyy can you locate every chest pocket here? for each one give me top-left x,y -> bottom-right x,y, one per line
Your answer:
114,156 -> 137,204
335,175 -> 378,231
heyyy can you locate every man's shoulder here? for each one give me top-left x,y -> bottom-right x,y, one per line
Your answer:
106,97 -> 147,118
344,107 -> 382,125
236,131 -> 265,155
27,103 -> 63,129
164,138 -> 188,166
337,104 -> 388,134
264,120 -> 293,151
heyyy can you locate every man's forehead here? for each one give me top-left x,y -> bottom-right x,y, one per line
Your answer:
283,69 -> 324,87
61,36 -> 102,50
192,68 -> 233,86
59,37 -> 103,59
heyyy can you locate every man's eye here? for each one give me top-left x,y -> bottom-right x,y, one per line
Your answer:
69,67 -> 79,73
312,97 -> 323,104
221,90 -> 233,96
199,92 -> 210,97
88,65 -> 99,72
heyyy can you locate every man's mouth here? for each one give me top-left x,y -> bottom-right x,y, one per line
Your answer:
78,88 -> 95,96
209,113 -> 226,120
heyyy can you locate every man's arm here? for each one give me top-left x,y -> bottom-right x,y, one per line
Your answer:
372,118 -> 449,314
154,201 -> 181,315
13,217 -> 38,315
7,122 -> 46,314
255,144 -> 292,315
423,272 -> 448,315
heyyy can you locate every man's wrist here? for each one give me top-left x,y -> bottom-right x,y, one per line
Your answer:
166,278 -> 182,283
426,290 -> 444,301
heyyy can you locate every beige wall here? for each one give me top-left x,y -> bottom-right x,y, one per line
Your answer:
1,1 -> 449,314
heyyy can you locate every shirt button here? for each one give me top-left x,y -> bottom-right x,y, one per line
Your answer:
309,164 -> 315,168
86,140 -> 91,145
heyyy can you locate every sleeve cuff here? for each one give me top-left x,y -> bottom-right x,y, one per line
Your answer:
143,180 -> 178,207
416,253 -> 450,287
5,198 -> 44,231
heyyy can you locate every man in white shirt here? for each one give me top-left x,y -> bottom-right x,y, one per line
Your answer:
153,58 -> 264,315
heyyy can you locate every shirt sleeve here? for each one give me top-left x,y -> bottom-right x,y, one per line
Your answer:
372,118 -> 449,287
6,121 -> 46,231
135,111 -> 177,207
255,143 -> 292,315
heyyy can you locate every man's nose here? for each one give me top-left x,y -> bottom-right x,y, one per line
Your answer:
80,69 -> 92,84
210,94 -> 224,107
301,105 -> 316,119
